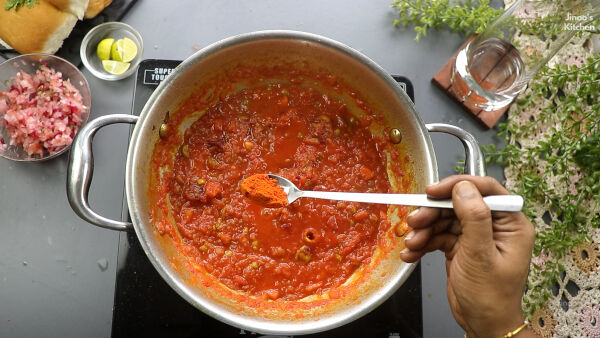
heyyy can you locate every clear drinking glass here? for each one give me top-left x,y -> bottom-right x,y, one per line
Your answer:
451,0 -> 600,111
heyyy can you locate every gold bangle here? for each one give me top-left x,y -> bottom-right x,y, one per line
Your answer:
463,321 -> 529,338
503,321 -> 529,338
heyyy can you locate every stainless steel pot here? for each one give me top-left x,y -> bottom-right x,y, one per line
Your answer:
67,30 -> 485,335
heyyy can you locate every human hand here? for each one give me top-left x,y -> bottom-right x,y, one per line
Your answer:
400,175 -> 536,338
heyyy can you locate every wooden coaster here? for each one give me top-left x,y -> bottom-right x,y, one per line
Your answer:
431,35 -> 511,129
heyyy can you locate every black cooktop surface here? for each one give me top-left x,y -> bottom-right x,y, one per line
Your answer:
112,59 -> 422,338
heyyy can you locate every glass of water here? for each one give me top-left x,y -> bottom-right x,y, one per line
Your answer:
452,0 -> 600,111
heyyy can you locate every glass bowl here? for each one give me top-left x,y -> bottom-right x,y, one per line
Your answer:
0,53 -> 91,162
80,22 -> 143,81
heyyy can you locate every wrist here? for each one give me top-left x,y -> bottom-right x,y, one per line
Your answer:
466,315 -> 527,338
503,321 -> 529,337
514,327 -> 538,338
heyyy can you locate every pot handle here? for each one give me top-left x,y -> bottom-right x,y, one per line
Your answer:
67,114 -> 139,231
425,123 -> 486,177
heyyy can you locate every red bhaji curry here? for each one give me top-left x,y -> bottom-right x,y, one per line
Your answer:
150,65 -> 410,302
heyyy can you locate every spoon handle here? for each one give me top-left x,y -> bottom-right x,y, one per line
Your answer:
298,191 -> 523,212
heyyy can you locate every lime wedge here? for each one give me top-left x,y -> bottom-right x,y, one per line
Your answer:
96,38 -> 114,61
102,60 -> 131,75
111,38 -> 138,63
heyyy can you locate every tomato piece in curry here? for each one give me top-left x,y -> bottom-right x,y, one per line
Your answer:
150,71 -> 410,301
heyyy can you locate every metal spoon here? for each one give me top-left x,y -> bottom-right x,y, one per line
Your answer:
268,174 -> 524,212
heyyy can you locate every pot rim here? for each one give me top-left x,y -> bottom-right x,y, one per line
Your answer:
125,30 -> 439,334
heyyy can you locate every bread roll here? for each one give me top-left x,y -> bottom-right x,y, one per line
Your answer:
0,0 -> 78,54
46,0 -> 90,19
84,0 -> 112,18
0,36 -> 10,49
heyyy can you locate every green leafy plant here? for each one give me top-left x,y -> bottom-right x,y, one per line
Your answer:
4,0 -> 39,11
481,55 -> 600,313
574,135 -> 600,174
392,0 -> 599,42
391,0 -> 503,41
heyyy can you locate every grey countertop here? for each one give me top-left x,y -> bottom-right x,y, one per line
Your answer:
0,1 -> 505,337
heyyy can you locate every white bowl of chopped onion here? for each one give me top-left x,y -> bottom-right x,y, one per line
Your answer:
0,53 -> 91,161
